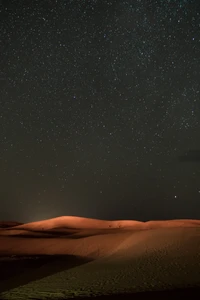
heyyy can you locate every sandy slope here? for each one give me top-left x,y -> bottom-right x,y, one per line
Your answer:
0,216 -> 200,299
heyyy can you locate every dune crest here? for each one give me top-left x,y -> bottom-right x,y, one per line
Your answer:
5,216 -> 200,231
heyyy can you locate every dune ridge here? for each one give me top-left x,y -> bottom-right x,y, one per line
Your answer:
3,215 -> 200,231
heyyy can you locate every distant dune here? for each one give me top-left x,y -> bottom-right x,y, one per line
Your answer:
3,215 -> 200,230
0,216 -> 200,299
0,221 -> 24,228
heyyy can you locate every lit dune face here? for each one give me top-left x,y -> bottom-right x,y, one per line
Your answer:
10,216 -> 144,231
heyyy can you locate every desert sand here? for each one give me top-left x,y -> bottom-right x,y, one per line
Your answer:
0,216 -> 200,299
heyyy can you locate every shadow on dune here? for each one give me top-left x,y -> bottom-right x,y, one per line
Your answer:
4,232 -> 75,239
1,227 -> 78,238
2,228 -> 125,239
0,254 -> 93,294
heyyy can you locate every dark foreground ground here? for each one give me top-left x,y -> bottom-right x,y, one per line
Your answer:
1,287 -> 200,300
0,255 -> 92,294
0,255 -> 199,300
57,287 -> 200,300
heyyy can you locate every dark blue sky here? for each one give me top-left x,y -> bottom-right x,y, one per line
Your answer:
0,0 -> 200,222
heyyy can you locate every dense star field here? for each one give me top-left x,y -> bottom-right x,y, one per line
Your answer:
0,0 -> 200,222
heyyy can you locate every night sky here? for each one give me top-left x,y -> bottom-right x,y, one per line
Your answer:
0,0 -> 200,222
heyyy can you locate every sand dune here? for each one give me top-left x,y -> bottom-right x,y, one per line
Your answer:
3,215 -> 200,230
0,216 -> 200,299
0,221 -> 24,228
7,216 -> 143,230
